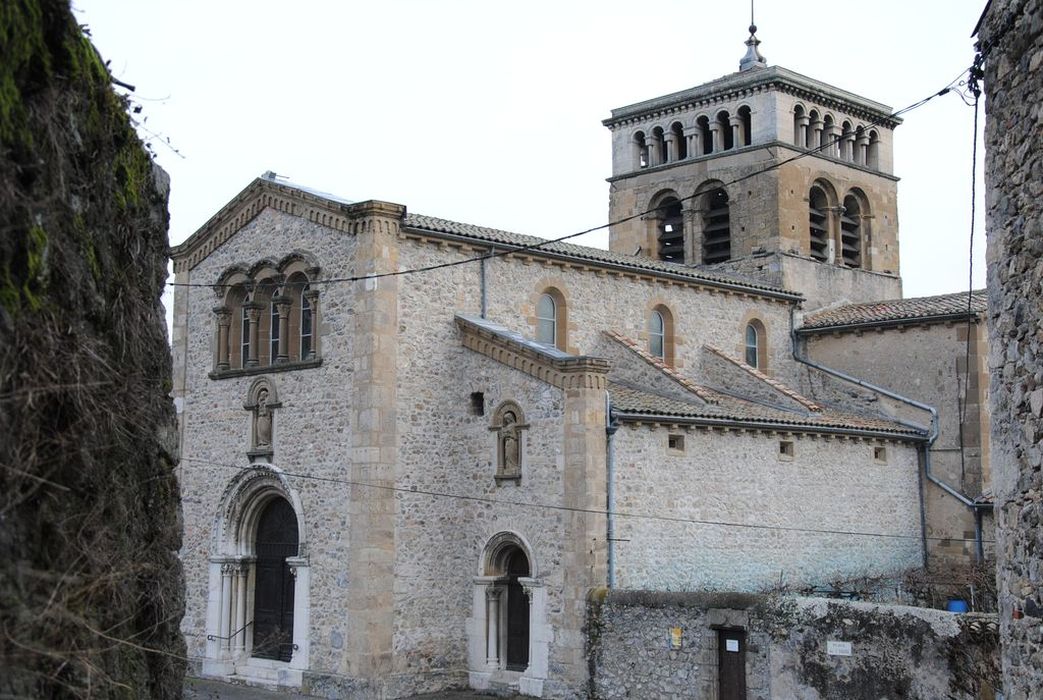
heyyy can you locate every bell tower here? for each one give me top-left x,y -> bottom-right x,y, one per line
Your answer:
603,26 -> 904,310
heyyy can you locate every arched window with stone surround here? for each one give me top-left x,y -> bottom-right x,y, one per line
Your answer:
700,184 -> 731,264
697,115 -> 712,155
868,129 -> 881,169
738,105 -> 752,147
822,114 -> 837,158
650,126 -> 666,166
648,304 -> 675,365
793,105 -> 808,147
716,110 -> 734,151
534,287 -> 566,350
633,130 -> 649,169
745,318 -> 766,369
670,121 -> 687,160
808,109 -> 823,149
205,464 -> 310,685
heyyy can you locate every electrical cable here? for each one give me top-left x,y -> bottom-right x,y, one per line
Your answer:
164,69 -> 970,292
180,456 -> 994,546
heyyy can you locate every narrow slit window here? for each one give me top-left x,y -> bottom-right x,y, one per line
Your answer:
300,286 -> 313,359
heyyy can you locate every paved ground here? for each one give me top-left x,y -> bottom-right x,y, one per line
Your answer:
185,677 -> 526,700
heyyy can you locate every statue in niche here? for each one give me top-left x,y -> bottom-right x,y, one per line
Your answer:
244,378 -> 280,460
254,388 -> 272,447
490,401 -> 527,481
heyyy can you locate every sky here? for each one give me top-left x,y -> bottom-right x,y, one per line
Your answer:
72,0 -> 989,320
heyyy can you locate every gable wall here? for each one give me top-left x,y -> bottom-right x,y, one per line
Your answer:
175,208 -> 361,677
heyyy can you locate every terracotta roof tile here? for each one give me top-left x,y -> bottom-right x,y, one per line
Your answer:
801,290 -> 986,331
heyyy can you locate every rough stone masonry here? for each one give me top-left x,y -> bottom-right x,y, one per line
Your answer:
981,0 -> 1043,697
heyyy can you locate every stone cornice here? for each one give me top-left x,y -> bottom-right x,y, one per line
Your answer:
455,315 -> 608,390
169,177 -> 406,273
603,65 -> 899,129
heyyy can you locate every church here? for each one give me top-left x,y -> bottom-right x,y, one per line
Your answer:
170,24 -> 990,699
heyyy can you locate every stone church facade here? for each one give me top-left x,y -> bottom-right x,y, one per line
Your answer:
171,29 -> 990,699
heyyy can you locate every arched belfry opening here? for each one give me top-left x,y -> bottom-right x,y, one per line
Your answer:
252,497 -> 299,662
808,185 -> 831,262
653,195 -> 685,263
701,187 -> 731,264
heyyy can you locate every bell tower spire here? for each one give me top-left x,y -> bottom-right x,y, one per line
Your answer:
739,1 -> 767,71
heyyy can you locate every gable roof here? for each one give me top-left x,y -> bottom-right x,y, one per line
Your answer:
170,175 -> 802,302
800,290 -> 987,333
601,332 -> 923,440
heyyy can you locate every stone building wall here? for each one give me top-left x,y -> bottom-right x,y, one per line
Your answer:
610,425 -> 923,591
587,591 -> 999,700
980,0 -> 1043,696
804,321 -> 992,566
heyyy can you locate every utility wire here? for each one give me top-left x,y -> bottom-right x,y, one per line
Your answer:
165,70 -> 969,292
181,456 -> 993,546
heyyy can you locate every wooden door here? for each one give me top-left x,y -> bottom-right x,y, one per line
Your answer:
252,498 -> 298,662
717,628 -> 747,700
504,549 -> 530,670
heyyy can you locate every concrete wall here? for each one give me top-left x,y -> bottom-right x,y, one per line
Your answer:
587,590 -> 1000,700
805,321 -> 991,566
981,0 -> 1043,696
610,426 -> 923,591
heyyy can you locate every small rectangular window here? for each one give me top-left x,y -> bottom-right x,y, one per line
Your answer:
668,434 -> 685,452
779,440 -> 794,460
471,392 -> 485,416
873,446 -> 887,463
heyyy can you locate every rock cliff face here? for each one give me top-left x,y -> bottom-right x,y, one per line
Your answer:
0,1 -> 184,696
981,0 -> 1043,697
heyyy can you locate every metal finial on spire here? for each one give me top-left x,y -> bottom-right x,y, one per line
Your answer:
739,1 -> 767,71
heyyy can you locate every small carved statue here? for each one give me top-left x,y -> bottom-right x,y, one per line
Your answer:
254,388 -> 272,447
501,410 -> 520,477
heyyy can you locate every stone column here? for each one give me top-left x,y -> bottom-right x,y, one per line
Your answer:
274,296 -> 291,363
219,563 -> 233,653
842,133 -> 856,161
485,586 -> 502,667
647,138 -> 660,167
518,578 -> 549,698
244,302 -> 261,367
303,288 -> 320,359
828,206 -> 845,264
214,307 -> 231,370
729,116 -> 743,148
796,116 -> 810,147
709,122 -> 722,153
685,126 -> 700,158
346,200 -> 405,681
856,133 -> 870,165
810,118 -> 824,150
684,207 -> 702,264
232,562 -> 247,654
663,131 -> 677,163
822,124 -> 838,157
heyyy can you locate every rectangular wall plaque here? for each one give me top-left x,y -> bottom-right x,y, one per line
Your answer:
725,639 -> 739,652
827,640 -> 853,656
669,627 -> 683,650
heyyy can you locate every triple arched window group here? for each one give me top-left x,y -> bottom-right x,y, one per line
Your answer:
648,182 -> 732,266
213,255 -> 321,373
792,105 -> 881,171
807,181 -> 871,269
632,106 -> 753,170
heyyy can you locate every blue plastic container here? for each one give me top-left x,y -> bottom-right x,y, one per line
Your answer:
946,598 -> 970,613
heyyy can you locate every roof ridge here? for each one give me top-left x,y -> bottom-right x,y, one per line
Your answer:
602,330 -> 718,404
703,345 -> 822,411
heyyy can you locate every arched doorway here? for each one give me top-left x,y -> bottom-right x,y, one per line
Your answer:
252,497 -> 299,662
503,547 -> 530,671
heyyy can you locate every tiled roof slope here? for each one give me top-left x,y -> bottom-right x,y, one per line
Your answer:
801,290 -> 987,331
609,382 -> 923,438
404,213 -> 799,299
601,331 -> 922,438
